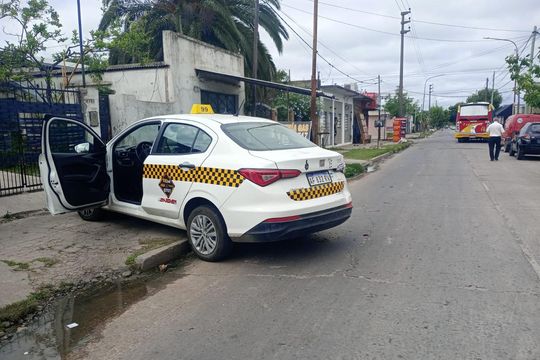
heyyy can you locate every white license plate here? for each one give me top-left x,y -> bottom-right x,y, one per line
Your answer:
307,171 -> 332,186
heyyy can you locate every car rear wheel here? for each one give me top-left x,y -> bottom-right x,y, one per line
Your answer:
509,144 -> 516,156
77,207 -> 104,221
516,145 -> 525,160
187,205 -> 231,261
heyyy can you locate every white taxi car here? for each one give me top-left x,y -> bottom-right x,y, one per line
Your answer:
39,107 -> 352,261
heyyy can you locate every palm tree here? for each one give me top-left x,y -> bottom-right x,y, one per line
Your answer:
99,0 -> 288,81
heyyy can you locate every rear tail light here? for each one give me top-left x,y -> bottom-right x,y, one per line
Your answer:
238,168 -> 301,187
264,215 -> 302,223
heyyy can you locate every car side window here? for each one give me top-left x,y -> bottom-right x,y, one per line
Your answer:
116,123 -> 160,149
530,124 -> 540,134
49,119 -> 102,154
156,123 -> 212,154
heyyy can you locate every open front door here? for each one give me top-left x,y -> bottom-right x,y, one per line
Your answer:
39,117 -> 109,214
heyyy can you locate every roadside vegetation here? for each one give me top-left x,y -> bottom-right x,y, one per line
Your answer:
343,142 -> 411,161
344,163 -> 364,178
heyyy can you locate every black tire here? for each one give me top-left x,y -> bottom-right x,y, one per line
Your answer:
187,205 -> 231,261
516,145 -> 525,160
457,138 -> 463,143
77,207 -> 104,221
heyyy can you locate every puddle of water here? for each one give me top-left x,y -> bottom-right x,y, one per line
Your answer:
0,269 -> 185,360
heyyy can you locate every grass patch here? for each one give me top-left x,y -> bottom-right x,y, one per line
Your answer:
34,257 -> 59,268
2,259 -> 30,271
344,163 -> 364,178
343,142 -> 411,160
125,238 -> 178,266
0,285 -> 54,327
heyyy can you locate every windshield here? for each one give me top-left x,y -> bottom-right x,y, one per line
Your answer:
222,122 -> 316,151
459,104 -> 489,116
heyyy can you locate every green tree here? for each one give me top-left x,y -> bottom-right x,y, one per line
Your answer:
98,0 -> 289,81
466,88 -> 502,108
0,0 -> 65,82
428,105 -> 449,128
448,102 -> 464,123
383,91 -> 419,117
506,50 -> 540,110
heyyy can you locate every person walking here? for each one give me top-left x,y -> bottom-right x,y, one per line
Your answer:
486,119 -> 504,161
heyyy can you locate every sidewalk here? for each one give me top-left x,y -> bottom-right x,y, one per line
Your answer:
0,191 -> 46,217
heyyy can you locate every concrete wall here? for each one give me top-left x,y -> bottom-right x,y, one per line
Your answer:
162,31 -> 245,115
50,31 -> 245,137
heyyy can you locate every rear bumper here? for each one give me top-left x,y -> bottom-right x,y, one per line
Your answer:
520,143 -> 540,153
233,203 -> 353,243
454,132 -> 489,139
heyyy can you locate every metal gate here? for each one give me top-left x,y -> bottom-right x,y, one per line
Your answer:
0,81 -> 82,196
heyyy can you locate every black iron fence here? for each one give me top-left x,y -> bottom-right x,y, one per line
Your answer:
0,80 -> 82,196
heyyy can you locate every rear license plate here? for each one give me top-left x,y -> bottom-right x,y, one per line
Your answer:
307,171 -> 332,186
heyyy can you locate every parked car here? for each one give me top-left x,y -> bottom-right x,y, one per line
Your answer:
511,122 -> 540,160
504,114 -> 540,153
39,108 -> 352,261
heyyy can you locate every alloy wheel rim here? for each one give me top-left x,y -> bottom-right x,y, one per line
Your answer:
81,208 -> 94,216
190,215 -> 217,255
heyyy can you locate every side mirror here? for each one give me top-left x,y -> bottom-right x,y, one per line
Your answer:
74,142 -> 91,154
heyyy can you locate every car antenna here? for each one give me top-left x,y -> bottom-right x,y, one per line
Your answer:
234,99 -> 246,117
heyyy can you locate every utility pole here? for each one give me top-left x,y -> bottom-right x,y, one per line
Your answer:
377,74 -> 381,148
398,9 -> 411,117
485,77 -> 489,102
490,71 -> 495,105
528,26 -> 538,113
251,0 -> 259,116
428,84 -> 433,110
76,0 -> 86,87
310,0 -> 319,144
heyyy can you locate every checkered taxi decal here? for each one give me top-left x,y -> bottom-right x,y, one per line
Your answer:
143,164 -> 244,187
287,181 -> 345,201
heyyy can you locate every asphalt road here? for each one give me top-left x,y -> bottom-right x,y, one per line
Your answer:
71,130 -> 540,360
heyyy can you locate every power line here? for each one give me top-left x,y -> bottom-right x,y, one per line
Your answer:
279,9 -> 377,80
282,4 -> 524,43
269,4 -> 378,86
289,0 -> 530,33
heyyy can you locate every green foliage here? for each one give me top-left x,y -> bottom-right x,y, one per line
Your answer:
99,0 -> 289,81
384,91 -> 420,117
344,163 -> 364,178
0,0 -> 64,81
272,92 -> 311,121
343,143 -> 411,161
507,52 -> 540,110
466,89 -> 502,108
428,106 -> 450,128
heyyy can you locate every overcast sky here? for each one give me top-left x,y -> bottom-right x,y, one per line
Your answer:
2,0 -> 539,108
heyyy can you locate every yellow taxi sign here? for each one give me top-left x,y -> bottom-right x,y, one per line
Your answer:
190,104 -> 214,114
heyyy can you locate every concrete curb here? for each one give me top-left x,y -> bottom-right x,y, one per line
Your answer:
135,240 -> 190,271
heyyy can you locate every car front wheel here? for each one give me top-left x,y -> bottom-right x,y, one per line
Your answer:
187,205 -> 231,261
77,207 -> 104,221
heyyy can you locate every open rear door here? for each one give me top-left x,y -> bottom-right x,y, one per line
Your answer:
39,117 -> 109,214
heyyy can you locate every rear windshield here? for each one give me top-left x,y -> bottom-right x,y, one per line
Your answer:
222,122 -> 316,151
460,105 -> 489,116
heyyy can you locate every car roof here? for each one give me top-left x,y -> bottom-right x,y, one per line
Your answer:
152,114 -> 276,125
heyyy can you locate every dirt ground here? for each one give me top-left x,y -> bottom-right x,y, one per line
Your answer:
0,210 -> 185,307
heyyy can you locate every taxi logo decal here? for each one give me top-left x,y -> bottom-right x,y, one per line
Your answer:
287,181 -> 345,201
158,175 -> 175,198
144,164 -> 244,188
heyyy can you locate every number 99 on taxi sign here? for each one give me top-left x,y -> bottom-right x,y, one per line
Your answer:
190,104 -> 215,114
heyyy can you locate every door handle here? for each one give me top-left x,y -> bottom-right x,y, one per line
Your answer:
178,162 -> 196,169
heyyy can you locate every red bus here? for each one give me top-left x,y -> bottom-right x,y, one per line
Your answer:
454,102 -> 494,142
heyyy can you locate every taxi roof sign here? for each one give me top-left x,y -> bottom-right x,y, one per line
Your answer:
191,104 -> 214,114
